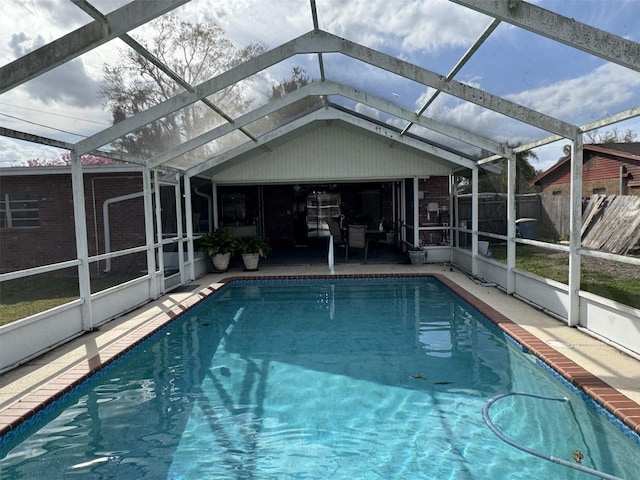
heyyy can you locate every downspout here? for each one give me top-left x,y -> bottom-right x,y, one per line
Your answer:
193,185 -> 212,232
212,181 -> 219,228
103,192 -> 144,272
619,166 -> 624,195
91,175 -> 141,274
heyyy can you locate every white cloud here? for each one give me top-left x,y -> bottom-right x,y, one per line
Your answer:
507,63 -> 640,122
354,103 -> 380,119
182,0 -> 311,49
316,0 -> 487,53
420,62 -> 640,158
0,137 -> 66,167
0,1 -> 90,64
22,59 -> 103,108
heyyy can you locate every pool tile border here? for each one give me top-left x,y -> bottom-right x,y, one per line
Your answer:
1,273 -> 639,439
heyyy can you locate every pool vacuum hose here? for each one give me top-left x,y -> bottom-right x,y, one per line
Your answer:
482,392 -> 624,480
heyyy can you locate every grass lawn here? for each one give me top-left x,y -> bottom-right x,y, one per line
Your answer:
490,244 -> 640,309
0,276 -> 80,327
0,273 -> 141,327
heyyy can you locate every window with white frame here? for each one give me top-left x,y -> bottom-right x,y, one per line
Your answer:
0,193 -> 40,229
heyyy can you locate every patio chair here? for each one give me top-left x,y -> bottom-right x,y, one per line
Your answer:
346,224 -> 368,263
327,218 -> 346,248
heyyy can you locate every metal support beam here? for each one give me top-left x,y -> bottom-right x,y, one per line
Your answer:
174,174 -> 185,285
401,18 -> 501,135
0,127 -> 146,166
74,30 -> 577,157
316,32 -> 578,138
183,175 -> 195,282
70,151 -> 93,331
0,0 -> 189,93
153,171 -> 165,295
148,80 -> 509,170
452,0 -> 640,73
189,108 -> 477,177
73,32 -> 304,155
330,82 -> 510,158
413,178 -> 420,247
471,166 -> 479,277
142,167 -> 158,299
70,0 -> 257,147
146,82 -> 320,169
506,153 -> 516,294
568,135 -> 583,326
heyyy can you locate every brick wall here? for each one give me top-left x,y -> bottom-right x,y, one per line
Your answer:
0,172 -> 144,274
418,176 -> 450,245
541,178 -> 633,196
418,176 -> 449,226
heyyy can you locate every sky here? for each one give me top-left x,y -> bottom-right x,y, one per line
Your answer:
1,0 -> 640,171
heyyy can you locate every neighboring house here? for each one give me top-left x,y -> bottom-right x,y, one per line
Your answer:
531,143 -> 640,196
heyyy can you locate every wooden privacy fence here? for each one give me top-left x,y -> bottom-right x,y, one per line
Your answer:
457,194 -> 545,237
581,195 -> 640,254
458,193 -> 640,253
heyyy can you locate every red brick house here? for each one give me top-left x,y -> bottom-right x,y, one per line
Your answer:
531,143 -> 640,196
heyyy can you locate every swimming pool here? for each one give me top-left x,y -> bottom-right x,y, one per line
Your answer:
1,277 -> 638,479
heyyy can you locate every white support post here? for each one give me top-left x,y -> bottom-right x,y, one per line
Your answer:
70,151 -> 93,331
568,135 -> 583,326
413,177 -> 420,247
154,171 -> 165,295
142,167 -> 158,299
447,175 -> 453,260
174,173 -> 185,284
471,166 -> 479,277
400,180 -> 407,245
506,153 -> 516,294
184,175 -> 195,281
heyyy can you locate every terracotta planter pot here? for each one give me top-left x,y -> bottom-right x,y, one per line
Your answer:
212,252 -> 232,272
242,253 -> 260,271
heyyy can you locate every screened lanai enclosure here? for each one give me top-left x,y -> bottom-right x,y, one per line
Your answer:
1,0 -> 640,371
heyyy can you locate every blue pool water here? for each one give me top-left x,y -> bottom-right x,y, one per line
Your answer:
1,278 -> 638,479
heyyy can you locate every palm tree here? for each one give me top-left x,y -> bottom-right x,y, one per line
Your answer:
476,149 -> 538,194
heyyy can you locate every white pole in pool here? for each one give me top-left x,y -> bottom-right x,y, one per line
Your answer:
329,234 -> 335,274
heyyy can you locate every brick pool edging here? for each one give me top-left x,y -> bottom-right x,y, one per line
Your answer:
1,273 -> 639,439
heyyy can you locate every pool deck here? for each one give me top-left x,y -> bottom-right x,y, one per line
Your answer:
1,263 -> 640,439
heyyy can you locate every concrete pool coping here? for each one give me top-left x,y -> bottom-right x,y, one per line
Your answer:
1,263 -> 639,439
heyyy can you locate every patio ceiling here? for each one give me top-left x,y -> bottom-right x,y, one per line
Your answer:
2,0 -> 640,178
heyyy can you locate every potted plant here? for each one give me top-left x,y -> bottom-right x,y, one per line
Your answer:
236,235 -> 271,271
407,244 -> 427,265
198,227 -> 238,272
